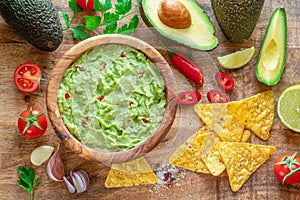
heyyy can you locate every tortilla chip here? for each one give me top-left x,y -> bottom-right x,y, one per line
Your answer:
199,134 -> 225,176
169,126 -> 210,173
217,142 -> 276,192
226,90 -> 274,140
194,103 -> 244,142
240,130 -> 251,142
104,157 -> 157,188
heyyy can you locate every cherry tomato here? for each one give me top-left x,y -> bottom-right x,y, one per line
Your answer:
215,72 -> 234,91
14,62 -> 42,93
274,152 -> 300,185
207,90 -> 228,103
76,0 -> 94,10
18,107 -> 48,138
178,91 -> 201,105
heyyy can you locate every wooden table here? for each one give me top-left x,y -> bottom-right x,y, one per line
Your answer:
1,0 -> 300,199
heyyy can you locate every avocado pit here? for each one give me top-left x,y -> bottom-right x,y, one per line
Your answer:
157,0 -> 191,29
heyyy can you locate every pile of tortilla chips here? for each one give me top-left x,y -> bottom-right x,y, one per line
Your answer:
170,90 -> 276,192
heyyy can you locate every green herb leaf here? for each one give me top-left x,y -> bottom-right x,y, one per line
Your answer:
72,26 -> 91,40
117,15 -> 139,34
115,0 -> 132,15
69,0 -> 83,15
95,0 -> 112,13
60,12 -> 70,29
85,15 -> 102,31
17,166 -> 40,199
136,0 -> 141,3
103,12 -> 119,28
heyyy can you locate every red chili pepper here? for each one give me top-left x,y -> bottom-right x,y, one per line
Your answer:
215,72 -> 234,91
170,52 -> 204,86
207,90 -> 228,103
178,91 -> 201,105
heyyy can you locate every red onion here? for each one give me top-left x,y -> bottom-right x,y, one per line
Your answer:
63,170 -> 90,194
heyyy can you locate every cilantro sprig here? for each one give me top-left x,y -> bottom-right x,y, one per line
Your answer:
61,0 -> 141,40
17,166 -> 41,200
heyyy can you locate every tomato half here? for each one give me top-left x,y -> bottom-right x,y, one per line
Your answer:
274,152 -> 300,185
178,91 -> 201,105
207,90 -> 228,103
215,72 -> 234,91
76,0 -> 94,10
18,107 -> 48,138
14,62 -> 42,93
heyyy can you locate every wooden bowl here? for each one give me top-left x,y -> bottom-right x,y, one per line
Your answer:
46,34 -> 178,164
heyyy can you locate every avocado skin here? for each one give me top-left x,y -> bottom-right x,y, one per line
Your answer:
211,0 -> 264,43
0,0 -> 63,51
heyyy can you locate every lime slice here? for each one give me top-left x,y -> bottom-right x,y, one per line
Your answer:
277,85 -> 300,132
217,46 -> 255,69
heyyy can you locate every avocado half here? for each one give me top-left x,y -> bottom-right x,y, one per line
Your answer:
141,0 -> 218,51
256,8 -> 287,86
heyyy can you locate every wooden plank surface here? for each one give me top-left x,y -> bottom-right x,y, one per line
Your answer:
0,0 -> 300,199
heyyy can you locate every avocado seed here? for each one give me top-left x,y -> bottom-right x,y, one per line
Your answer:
158,0 -> 191,29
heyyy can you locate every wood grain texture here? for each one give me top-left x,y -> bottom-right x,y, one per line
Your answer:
0,0 -> 300,199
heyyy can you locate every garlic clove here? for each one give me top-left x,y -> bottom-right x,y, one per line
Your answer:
63,176 -> 76,194
47,145 -> 65,182
30,145 -> 54,166
70,171 -> 86,193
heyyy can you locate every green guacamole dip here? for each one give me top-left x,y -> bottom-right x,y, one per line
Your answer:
58,44 -> 166,152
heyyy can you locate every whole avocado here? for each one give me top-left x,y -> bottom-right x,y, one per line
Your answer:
0,0 -> 63,51
211,0 -> 265,43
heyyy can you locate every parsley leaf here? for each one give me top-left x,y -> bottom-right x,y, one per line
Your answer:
69,0 -> 83,15
118,15 -> 139,34
115,0 -> 132,15
72,26 -> 91,40
17,166 -> 41,200
85,15 -> 102,30
95,0 -> 112,13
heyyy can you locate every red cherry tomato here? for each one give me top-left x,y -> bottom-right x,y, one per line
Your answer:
14,62 -> 42,93
18,107 -> 48,138
178,91 -> 201,105
274,152 -> 300,185
207,90 -> 228,103
215,72 -> 234,91
76,0 -> 94,10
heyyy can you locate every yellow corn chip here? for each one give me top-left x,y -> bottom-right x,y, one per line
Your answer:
169,126 -> 210,174
199,134 -> 225,176
194,103 -> 244,142
104,157 -> 157,188
226,90 -> 274,140
240,130 -> 251,142
217,142 -> 276,192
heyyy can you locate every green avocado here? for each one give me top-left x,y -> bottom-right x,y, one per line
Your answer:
211,0 -> 265,43
141,0 -> 218,51
256,8 -> 287,86
0,0 -> 63,51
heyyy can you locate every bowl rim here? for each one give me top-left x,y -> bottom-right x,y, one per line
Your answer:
46,34 -> 178,164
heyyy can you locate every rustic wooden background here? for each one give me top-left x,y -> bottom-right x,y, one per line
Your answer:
0,0 -> 300,199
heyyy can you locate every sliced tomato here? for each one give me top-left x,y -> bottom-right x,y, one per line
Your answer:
215,72 -> 234,91
178,91 -> 201,105
207,90 -> 228,103
274,152 -> 300,185
76,0 -> 94,10
14,62 -> 42,93
18,107 -> 48,138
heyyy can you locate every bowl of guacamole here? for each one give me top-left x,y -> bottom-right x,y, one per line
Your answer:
47,34 -> 177,164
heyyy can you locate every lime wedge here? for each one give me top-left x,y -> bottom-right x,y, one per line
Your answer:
277,85 -> 300,132
217,46 -> 255,69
